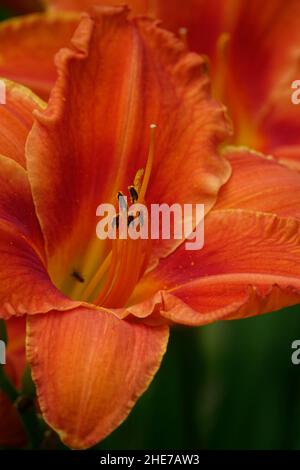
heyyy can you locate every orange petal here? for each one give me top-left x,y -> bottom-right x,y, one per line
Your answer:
0,156 -> 80,319
46,1 -> 300,165
214,148 -> 300,219
219,0 -> 300,157
257,81 -> 300,166
129,210 -> 300,325
26,7 -> 231,290
46,0 -> 226,62
0,154 -> 44,252
271,146 -> 300,173
0,13 -> 80,100
0,76 -> 40,282
0,106 -> 76,320
0,136 -> 86,320
138,16 -> 231,264
0,153 -> 74,319
27,308 -> 169,449
5,318 -> 27,387
46,0 -> 148,13
45,0 -> 236,75
0,80 -> 45,168
0,220 -> 82,320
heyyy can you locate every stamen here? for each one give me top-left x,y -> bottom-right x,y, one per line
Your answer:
138,211 -> 144,226
112,214 -> 120,229
80,251 -> 112,301
100,238 -> 142,307
128,185 -> 139,203
117,191 -> 127,211
78,125 -> 156,306
213,32 -> 230,100
134,169 -> 144,192
93,238 -> 124,305
127,214 -> 135,226
139,124 -> 157,201
97,247 -> 120,304
147,0 -> 156,16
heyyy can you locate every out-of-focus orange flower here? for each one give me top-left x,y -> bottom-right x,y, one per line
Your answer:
1,6 -> 300,449
23,0 -> 299,170
0,318 -> 27,447
0,12 -> 80,100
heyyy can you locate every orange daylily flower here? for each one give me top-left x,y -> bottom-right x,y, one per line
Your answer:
1,6 -> 300,449
0,318 -> 27,447
0,11 -> 80,100
30,0 -> 300,171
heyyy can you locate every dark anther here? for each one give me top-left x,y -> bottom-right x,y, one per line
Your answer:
112,214 -> 120,229
72,271 -> 85,283
127,214 -> 135,227
128,185 -> 139,203
138,211 -> 144,227
117,191 -> 127,211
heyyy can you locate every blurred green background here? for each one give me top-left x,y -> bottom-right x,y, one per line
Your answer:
0,5 -> 10,20
1,4 -> 300,451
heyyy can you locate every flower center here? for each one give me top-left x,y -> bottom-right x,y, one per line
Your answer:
68,124 -> 156,308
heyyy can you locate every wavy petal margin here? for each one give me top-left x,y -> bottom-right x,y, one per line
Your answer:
27,308 -> 169,449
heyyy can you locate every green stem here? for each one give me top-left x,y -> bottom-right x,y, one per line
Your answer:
0,365 -> 43,448
17,402 -> 44,449
0,320 -> 7,344
18,365 -> 44,449
0,366 -> 18,402
0,321 -> 44,449
0,320 -> 17,401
